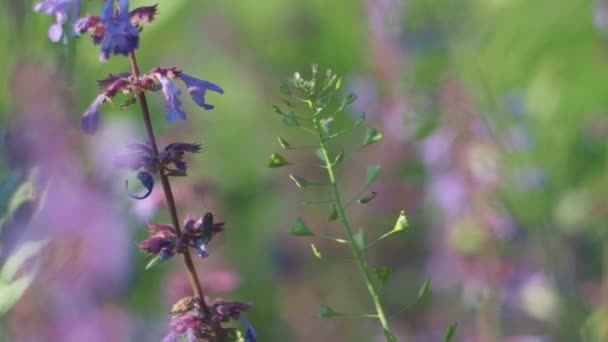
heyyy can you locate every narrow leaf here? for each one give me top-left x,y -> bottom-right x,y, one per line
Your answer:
289,174 -> 309,188
365,165 -> 382,185
374,267 -> 392,285
277,137 -> 291,150
327,204 -> 339,221
354,229 -> 366,250
145,255 -> 163,270
335,76 -> 342,90
0,171 -> 23,215
320,117 -> 334,135
272,105 -> 284,115
1,240 -> 47,283
357,191 -> 378,204
444,323 -> 458,342
417,279 -> 431,302
393,210 -> 408,232
319,304 -> 339,318
268,153 -> 290,168
362,128 -> 383,148
0,270 -> 37,315
341,92 -> 357,107
333,151 -> 345,166
289,217 -> 314,236
311,244 -> 323,259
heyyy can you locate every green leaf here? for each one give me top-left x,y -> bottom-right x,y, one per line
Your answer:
289,174 -> 309,188
282,112 -> 299,127
417,279 -> 431,302
384,329 -> 397,342
354,229 -> 366,250
366,165 -> 382,185
280,83 -> 291,95
341,92 -> 358,107
393,210 -> 408,232
327,204 -> 339,221
444,322 -> 458,342
0,171 -> 23,215
268,153 -> 290,168
224,328 -> 245,342
277,137 -> 291,150
362,128 -> 383,148
1,240 -> 47,283
272,105 -> 285,115
0,270 -> 37,315
357,191 -> 378,204
311,244 -> 323,259
145,255 -> 163,270
333,151 -> 345,166
374,267 -> 392,285
0,239 -> 47,315
7,178 -> 36,216
320,117 -> 334,135
319,304 -> 339,318
289,217 -> 314,236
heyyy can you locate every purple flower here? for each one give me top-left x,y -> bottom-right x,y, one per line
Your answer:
138,224 -> 178,261
99,0 -> 139,61
240,317 -> 257,342
159,143 -> 202,175
182,213 -> 224,258
80,94 -> 105,134
157,75 -> 187,122
177,73 -> 224,110
34,0 -> 79,43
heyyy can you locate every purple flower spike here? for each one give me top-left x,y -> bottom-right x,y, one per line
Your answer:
80,94 -> 105,134
178,73 -> 224,110
99,0 -> 139,61
158,75 -> 187,122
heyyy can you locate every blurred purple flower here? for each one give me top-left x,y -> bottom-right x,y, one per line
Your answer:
98,0 -> 139,61
429,173 -> 469,218
177,73 -> 224,110
34,0 -> 80,43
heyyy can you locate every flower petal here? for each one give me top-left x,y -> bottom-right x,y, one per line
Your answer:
158,75 -> 187,122
178,73 -> 224,110
240,316 -> 257,342
80,94 -> 105,134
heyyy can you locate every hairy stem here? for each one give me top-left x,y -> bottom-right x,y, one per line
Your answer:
128,52 -> 211,316
313,118 -> 393,339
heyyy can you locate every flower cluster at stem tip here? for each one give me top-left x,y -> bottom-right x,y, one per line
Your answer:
34,1 -> 255,341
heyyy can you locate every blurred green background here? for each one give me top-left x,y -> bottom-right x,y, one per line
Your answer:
1,0 -> 608,341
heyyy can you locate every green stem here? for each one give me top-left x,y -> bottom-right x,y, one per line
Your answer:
314,120 -> 393,339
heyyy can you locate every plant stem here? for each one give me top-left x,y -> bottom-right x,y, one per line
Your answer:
128,52 -> 211,316
314,119 -> 393,339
